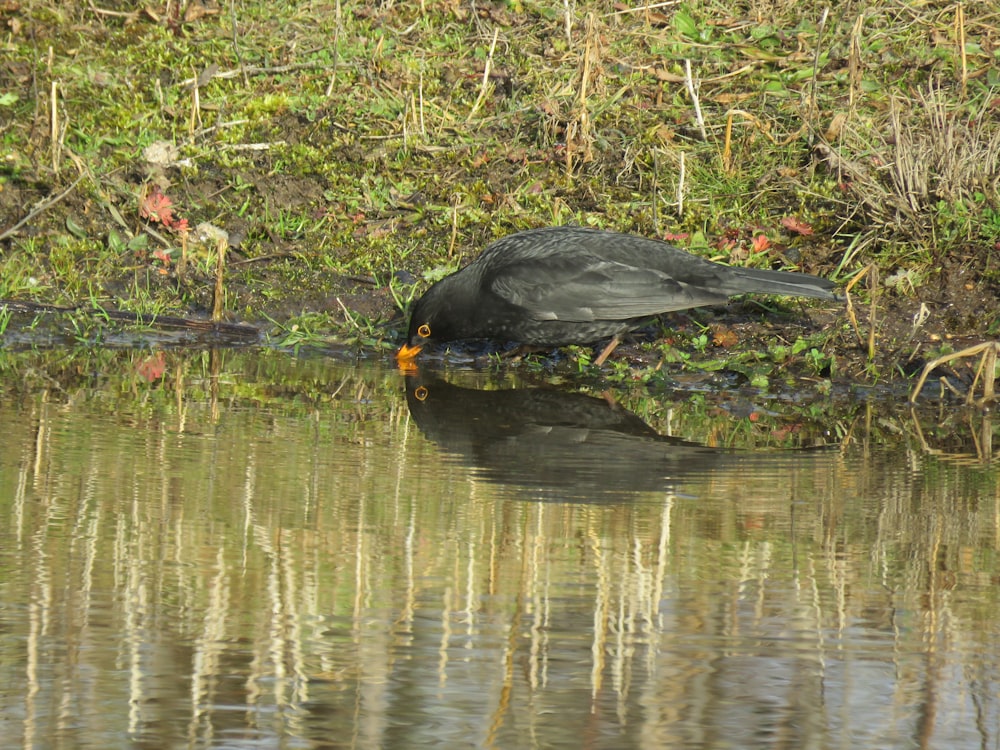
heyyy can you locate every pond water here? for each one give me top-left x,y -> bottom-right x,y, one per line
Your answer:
1,347 -> 998,749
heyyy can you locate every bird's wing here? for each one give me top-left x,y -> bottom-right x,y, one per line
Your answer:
489,255 -> 728,322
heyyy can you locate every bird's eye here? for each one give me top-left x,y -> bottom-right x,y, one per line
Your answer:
414,386 -> 429,401
417,324 -> 431,338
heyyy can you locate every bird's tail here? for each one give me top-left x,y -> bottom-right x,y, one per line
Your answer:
730,267 -> 841,301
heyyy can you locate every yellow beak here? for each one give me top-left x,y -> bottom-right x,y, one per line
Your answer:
396,343 -> 423,365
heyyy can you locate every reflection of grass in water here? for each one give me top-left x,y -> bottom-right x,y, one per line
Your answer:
2,345 -> 993,454
3,356 -> 1000,746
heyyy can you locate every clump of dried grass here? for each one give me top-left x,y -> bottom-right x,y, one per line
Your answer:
818,81 -> 1000,249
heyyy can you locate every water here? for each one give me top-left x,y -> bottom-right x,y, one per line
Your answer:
0,347 -> 998,749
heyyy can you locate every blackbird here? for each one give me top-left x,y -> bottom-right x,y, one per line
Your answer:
404,373 -> 736,500
398,226 -> 839,365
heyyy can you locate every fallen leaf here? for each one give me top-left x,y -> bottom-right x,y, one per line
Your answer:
136,352 -> 166,382
712,326 -> 739,348
653,124 -> 675,142
185,2 -> 220,23
780,216 -> 813,235
504,147 -> 526,163
823,112 -> 847,142
651,67 -> 684,83
141,188 -> 172,223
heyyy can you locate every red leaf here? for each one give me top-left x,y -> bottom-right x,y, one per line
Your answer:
140,187 -> 175,226
136,352 -> 166,382
711,325 -> 739,348
780,216 -> 813,235
751,234 -> 771,253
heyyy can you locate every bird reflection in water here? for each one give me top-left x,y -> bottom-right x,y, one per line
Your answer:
405,373 -> 753,502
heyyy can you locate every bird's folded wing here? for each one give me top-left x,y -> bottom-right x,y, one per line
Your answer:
489,257 -> 728,322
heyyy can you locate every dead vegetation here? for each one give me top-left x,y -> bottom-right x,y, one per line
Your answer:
818,84 -> 1000,254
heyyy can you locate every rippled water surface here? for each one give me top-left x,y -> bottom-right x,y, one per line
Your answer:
1,348 -> 998,749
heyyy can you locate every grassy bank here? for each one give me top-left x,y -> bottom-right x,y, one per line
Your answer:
1,1 -> 998,386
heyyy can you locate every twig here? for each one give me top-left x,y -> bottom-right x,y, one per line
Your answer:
910,342 -> 1000,405
606,1 -> 681,15
807,7 -> 830,132
956,3 -> 967,96
676,151 -> 685,218
220,141 -> 286,151
843,263 -> 872,352
325,0 -> 342,97
467,28 -> 499,122
566,13 -> 599,176
189,67 -> 201,135
722,111 -> 734,173
971,343 -> 996,403
212,236 -> 227,322
722,109 -> 805,172
418,69 -> 425,135
0,298 -> 259,338
50,79 -> 61,175
193,119 -> 249,137
578,13 -> 596,128
564,0 -> 573,48
848,12 -> 864,113
651,149 -> 658,232
177,62 -> 339,87
684,59 -> 706,141
0,174 -> 86,242
866,264 -> 878,361
230,0 -> 249,87
336,297 -> 361,331
178,228 -> 188,279
448,196 -> 459,258
86,2 -> 140,20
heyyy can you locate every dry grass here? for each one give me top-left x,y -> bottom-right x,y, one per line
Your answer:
820,84 -> 1000,249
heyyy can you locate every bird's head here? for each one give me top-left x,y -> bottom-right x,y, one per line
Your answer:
396,282 -> 457,365
397,310 -> 432,364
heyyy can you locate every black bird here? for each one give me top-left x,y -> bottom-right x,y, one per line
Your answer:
398,226 -> 839,365
404,373 -> 735,500
404,373 -> 836,500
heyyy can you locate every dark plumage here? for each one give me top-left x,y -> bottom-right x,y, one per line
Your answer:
404,374 -> 836,500
405,373 -> 733,500
399,226 -> 839,363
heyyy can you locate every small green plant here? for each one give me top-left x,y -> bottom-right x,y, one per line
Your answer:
107,230 -> 149,255
266,314 -> 329,352
804,347 -> 834,377
769,344 -> 790,364
690,332 -> 709,353
569,346 -> 592,371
